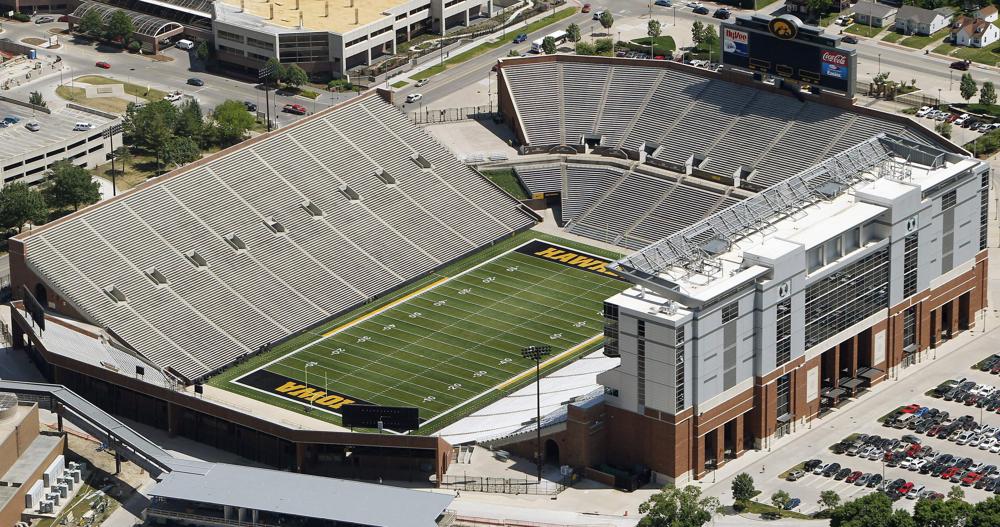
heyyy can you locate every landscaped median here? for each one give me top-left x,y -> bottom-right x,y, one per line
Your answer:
411,6 -> 576,80
55,75 -> 167,114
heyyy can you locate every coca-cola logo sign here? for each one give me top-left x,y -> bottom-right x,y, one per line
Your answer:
822,51 -> 848,66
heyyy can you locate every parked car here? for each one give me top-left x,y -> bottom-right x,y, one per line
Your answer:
713,8 -> 731,18
175,39 -> 196,50
513,33 -> 527,43
415,78 -> 429,87
955,114 -> 971,126
95,61 -> 111,69
693,5 -> 710,14
243,101 -> 258,112
787,470 -> 805,481
835,467 -> 852,480
804,459 -> 823,471
915,106 -> 932,117
952,60 -> 971,71
841,35 -> 859,44
25,121 -> 40,132
34,16 -> 54,24
846,471 -> 863,483
187,78 -> 205,86
867,474 -> 883,488
823,463 -> 841,477
784,498 -> 801,510
282,103 -> 307,115
581,3 -> 591,12
164,91 -> 183,102
72,122 -> 95,131
654,0 -> 672,5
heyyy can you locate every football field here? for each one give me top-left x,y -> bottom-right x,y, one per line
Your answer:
231,239 -> 626,431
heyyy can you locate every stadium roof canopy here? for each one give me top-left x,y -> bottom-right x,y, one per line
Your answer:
137,0 -> 212,17
150,463 -> 453,527
15,93 -> 535,382
71,1 -> 183,38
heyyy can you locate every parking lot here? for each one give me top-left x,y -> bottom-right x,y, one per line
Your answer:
915,105 -> 999,136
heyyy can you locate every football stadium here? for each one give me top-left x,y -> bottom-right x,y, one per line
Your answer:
3,22 -> 991,485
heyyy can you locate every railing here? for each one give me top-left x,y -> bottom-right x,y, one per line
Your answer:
451,515 -> 615,527
146,508 -> 280,527
437,474 -> 567,495
409,105 -> 499,125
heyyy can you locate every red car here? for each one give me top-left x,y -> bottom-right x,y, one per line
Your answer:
906,444 -> 921,457
845,471 -> 863,483
941,467 -> 961,480
990,362 -> 1000,375
95,61 -> 111,69
581,3 -> 591,12
962,472 -> 982,486
58,15 -> 68,22
900,404 -> 921,414
282,103 -> 307,115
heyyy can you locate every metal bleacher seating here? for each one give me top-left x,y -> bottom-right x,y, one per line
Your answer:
21,97 -> 536,381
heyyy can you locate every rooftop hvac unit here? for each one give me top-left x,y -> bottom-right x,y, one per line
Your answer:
59,476 -> 74,491
67,462 -> 79,471
68,470 -> 81,483
45,492 -> 60,506
39,500 -> 54,514
55,484 -> 67,498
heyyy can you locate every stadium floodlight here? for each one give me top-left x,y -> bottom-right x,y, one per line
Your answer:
521,345 -> 551,484
304,361 -> 318,412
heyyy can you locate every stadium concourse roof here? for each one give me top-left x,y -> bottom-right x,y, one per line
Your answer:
15,91 -> 535,382
150,463 -> 453,527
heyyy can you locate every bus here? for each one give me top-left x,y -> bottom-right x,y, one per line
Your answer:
530,30 -> 568,53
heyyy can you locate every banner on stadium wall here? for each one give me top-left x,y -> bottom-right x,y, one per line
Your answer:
724,27 -> 749,57
821,50 -> 849,79
233,369 -> 372,413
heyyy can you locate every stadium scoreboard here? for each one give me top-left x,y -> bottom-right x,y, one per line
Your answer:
721,14 -> 857,98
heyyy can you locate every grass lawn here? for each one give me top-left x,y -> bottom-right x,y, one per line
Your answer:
92,152 -> 160,190
631,36 -> 676,53
933,42 -> 958,55
686,40 -> 722,62
744,501 -> 813,520
882,32 -> 905,43
755,0 -> 782,8
961,103 -> 1000,117
779,462 -> 806,480
480,168 -> 529,199
412,7 -> 576,80
844,24 -> 884,38
952,28 -> 1000,65
74,75 -> 167,102
55,85 -> 133,114
899,27 -> 950,49
391,80 -> 409,88
211,231 -> 626,435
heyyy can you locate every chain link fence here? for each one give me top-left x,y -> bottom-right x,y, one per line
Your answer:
408,105 -> 499,124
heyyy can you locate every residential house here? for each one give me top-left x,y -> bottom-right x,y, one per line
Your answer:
976,5 -> 998,23
951,15 -> 1000,47
894,5 -> 954,35
853,1 -> 898,28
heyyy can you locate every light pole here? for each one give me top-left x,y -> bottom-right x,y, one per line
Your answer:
304,361 -> 318,412
877,53 -> 881,75
521,345 -> 551,484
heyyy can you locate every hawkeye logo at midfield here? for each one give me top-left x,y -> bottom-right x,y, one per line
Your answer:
516,240 -> 627,281
234,369 -> 372,413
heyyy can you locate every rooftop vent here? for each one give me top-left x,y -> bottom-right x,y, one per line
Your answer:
224,233 -> 246,251
339,184 -> 360,202
301,200 -> 323,217
263,217 -> 286,234
143,267 -> 168,286
375,168 -> 396,185
103,285 -> 126,303
184,250 -> 208,268
410,154 -> 431,170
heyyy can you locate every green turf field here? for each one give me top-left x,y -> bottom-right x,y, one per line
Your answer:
228,238 -> 626,433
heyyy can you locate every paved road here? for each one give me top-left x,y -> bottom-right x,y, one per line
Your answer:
0,19 -> 356,123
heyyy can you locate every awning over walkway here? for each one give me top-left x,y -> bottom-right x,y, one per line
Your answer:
822,387 -> 847,399
857,367 -> 884,380
71,1 -> 184,39
840,377 -> 865,390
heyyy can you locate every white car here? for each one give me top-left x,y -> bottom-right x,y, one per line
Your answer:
685,1 -> 702,7
72,122 -> 95,131
979,386 -> 996,397
899,458 -> 913,469
415,78 -> 429,87
980,437 -> 997,450
164,91 -> 183,102
935,112 -> 949,121
955,114 -> 970,126
915,106 -> 932,117
956,431 -> 974,444
971,435 -> 984,447
990,442 -> 1000,453
909,458 -> 927,471
405,93 -> 423,103
925,109 -> 941,119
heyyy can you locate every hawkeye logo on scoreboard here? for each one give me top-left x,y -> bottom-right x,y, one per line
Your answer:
234,369 -> 372,413
723,27 -> 748,57
517,240 -> 627,281
768,16 -> 799,40
821,50 -> 849,79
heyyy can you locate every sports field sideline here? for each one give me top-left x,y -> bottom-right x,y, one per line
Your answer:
226,238 -> 626,433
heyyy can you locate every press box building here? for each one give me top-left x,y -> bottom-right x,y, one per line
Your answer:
598,136 -> 990,482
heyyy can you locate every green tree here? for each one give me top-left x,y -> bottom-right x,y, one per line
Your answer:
961,72 -> 977,102
594,37 -> 614,54
970,496 -> 1000,526
731,473 -> 756,503
647,19 -> 662,56
692,20 -> 705,46
196,40 -> 210,62
77,8 -> 104,37
948,485 -> 965,501
106,10 -> 135,45
507,49 -> 520,57
806,0 -> 833,18
163,136 -> 201,167
702,25 -> 719,51
282,64 -> 309,88
566,22 -> 581,43
0,182 -> 47,233
131,100 -> 180,171
819,490 -> 841,511
981,81 -> 997,106
28,91 -> 45,108
112,145 -> 132,177
176,99 -> 205,145
830,493 -> 915,527
542,36 -> 557,54
575,41 -> 595,55
263,57 -> 285,88
935,121 -> 952,139
599,10 -> 614,33
637,486 -> 719,527
43,160 -> 100,212
211,100 -> 255,146
771,490 -> 791,510
913,497 -> 972,527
